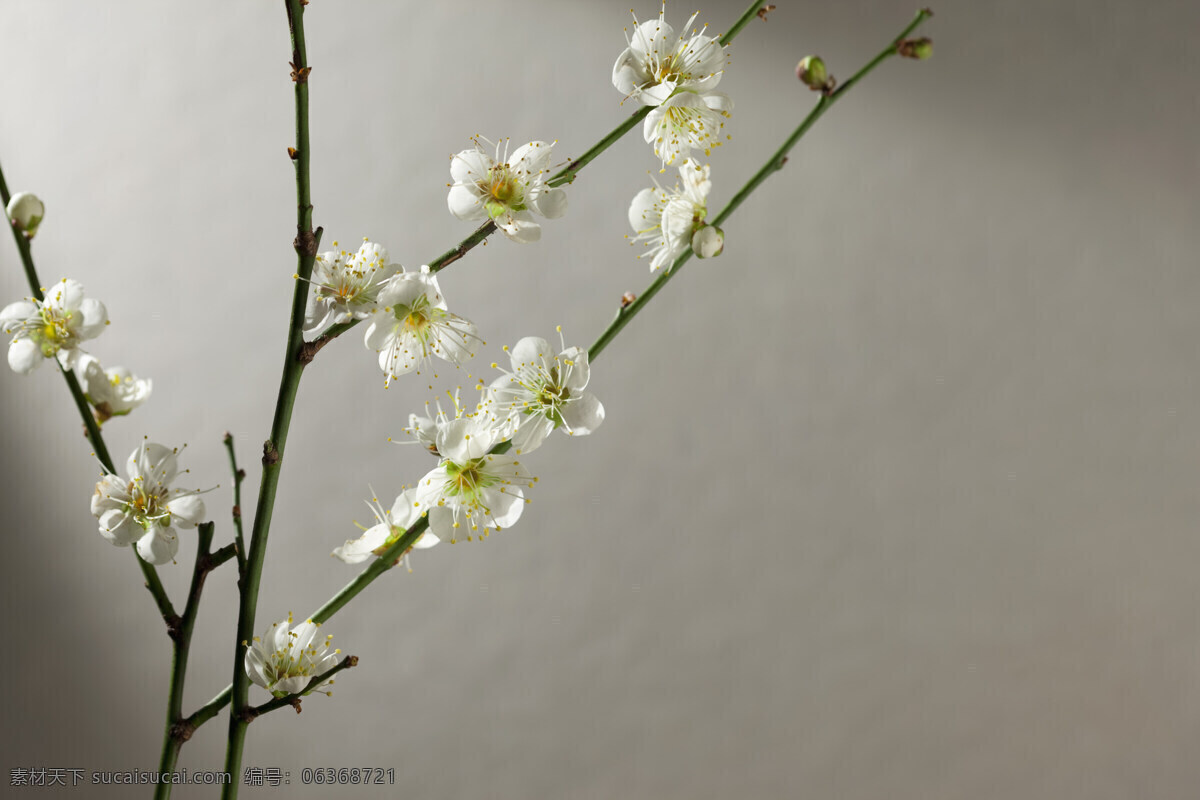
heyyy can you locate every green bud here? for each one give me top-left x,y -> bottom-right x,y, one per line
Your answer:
6,191 -> 45,239
796,56 -> 830,91
898,38 -> 933,60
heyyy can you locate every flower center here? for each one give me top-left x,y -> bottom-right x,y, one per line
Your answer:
34,308 -> 74,356
443,458 -> 498,502
654,53 -> 685,84
394,295 -> 435,342
481,166 -> 525,219
125,479 -> 170,531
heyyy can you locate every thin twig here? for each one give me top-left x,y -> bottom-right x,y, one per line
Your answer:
223,433 -> 248,576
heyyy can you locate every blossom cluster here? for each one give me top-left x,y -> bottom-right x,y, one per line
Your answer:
618,5 -> 731,270
6,1 -> 752,705
1,268 -> 151,421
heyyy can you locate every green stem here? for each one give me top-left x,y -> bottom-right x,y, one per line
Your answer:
546,108 -> 651,190
720,0 -> 771,46
0,159 -> 178,622
223,433 -> 248,576
221,0 -> 320,793
154,522 -> 217,800
0,160 -> 41,303
299,0 -> 772,357
590,8 -> 935,362
172,5 -> 932,743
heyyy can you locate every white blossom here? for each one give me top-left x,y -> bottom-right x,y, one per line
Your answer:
447,137 -> 567,243
90,442 -> 206,565
397,387 -> 507,456
1,278 -> 107,373
489,332 -> 605,455
628,158 -> 713,271
332,487 -> 442,571
414,417 -> 535,543
78,355 -> 152,421
644,90 -> 731,169
612,5 -> 729,107
245,614 -> 341,697
612,5 -> 732,168
363,267 -> 480,386
304,238 -> 398,333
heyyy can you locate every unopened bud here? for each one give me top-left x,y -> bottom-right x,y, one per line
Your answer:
898,38 -> 933,60
6,192 -> 44,239
692,225 -> 724,259
796,56 -> 830,92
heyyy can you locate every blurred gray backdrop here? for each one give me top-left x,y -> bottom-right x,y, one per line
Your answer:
2,0 -> 1199,798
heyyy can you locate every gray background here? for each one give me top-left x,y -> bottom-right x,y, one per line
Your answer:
2,0 -> 1198,798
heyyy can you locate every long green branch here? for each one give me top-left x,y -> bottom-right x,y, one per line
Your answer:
0,160 -> 178,624
174,7 -> 932,739
220,0 -> 321,794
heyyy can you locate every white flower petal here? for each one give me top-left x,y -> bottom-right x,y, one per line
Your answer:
510,336 -> 553,371
98,509 -> 140,547
332,522 -> 391,564
447,184 -> 484,220
137,526 -> 179,565
496,213 -> 542,244
273,675 -> 310,695
7,337 -> 41,373
560,346 -> 590,391
561,392 -> 605,436
75,298 -> 108,340
44,279 -> 84,313
531,187 -> 568,219
450,148 -> 492,183
510,415 -> 553,454
508,141 -> 553,177
166,494 -> 205,528
0,300 -> 37,328
703,92 -> 733,114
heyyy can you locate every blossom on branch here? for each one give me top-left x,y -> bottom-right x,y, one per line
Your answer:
245,614 -> 341,697
447,137 -> 567,243
91,442 -> 207,565
303,238 -> 398,333
612,4 -> 732,168
613,5 -> 729,107
363,267 -> 481,386
78,355 -> 152,422
1,278 -> 107,374
332,487 -> 442,571
415,417 -> 535,543
489,331 -> 605,455
398,387 -> 502,457
628,158 -> 713,270
644,91 -> 731,169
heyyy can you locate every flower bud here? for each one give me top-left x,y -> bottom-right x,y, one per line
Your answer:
6,192 -> 44,239
898,38 -> 933,60
796,56 -> 830,92
692,225 -> 724,259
